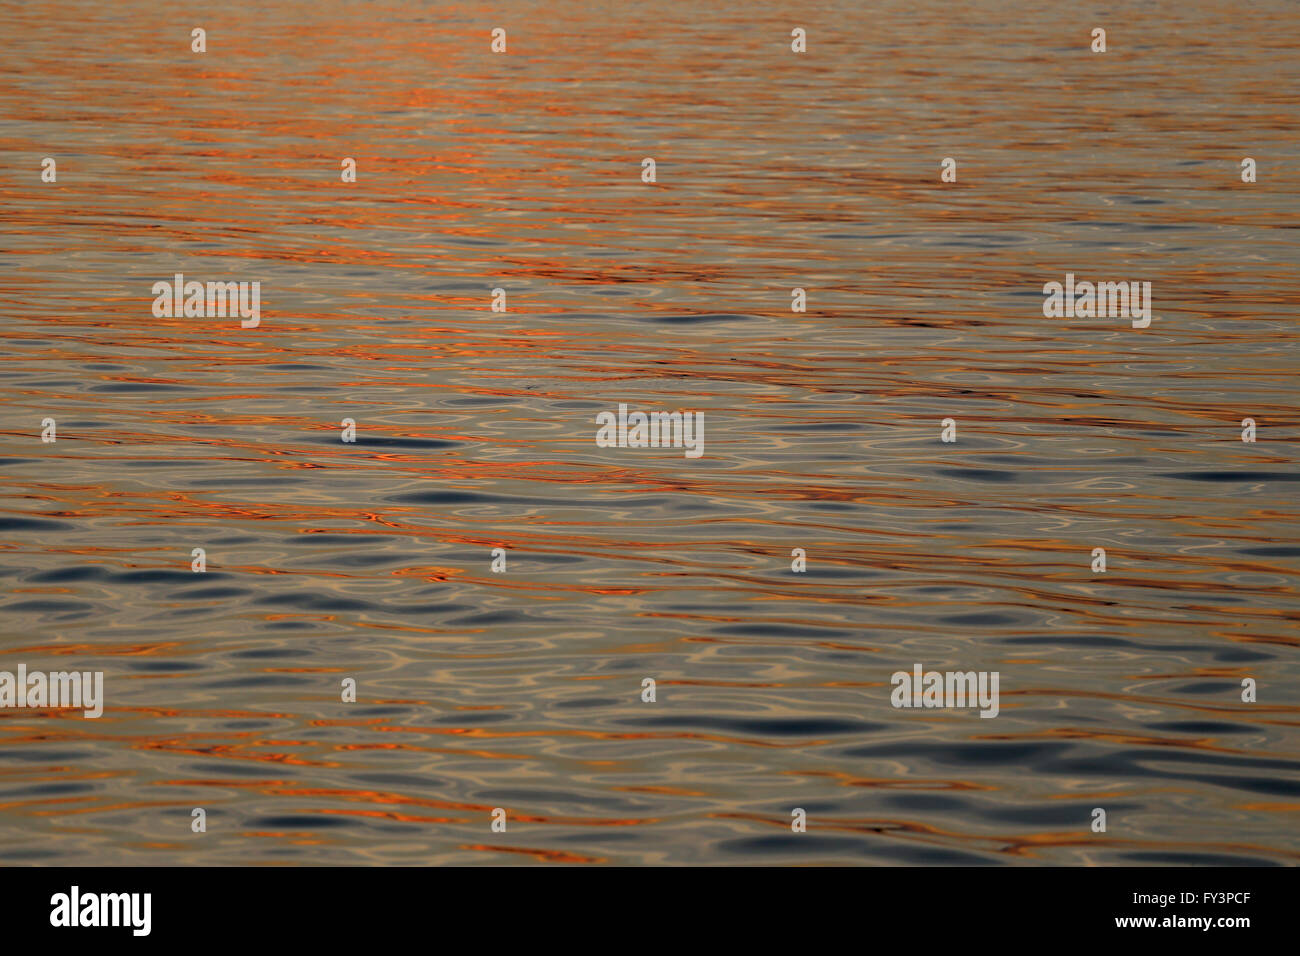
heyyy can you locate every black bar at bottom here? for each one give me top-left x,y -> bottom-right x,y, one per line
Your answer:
0,865 -> 1284,943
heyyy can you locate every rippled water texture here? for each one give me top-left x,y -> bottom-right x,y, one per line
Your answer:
1,0 -> 1298,865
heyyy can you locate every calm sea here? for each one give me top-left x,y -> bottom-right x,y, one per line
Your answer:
0,0 -> 1297,864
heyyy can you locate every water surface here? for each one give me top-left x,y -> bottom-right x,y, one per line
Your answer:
0,0 -> 1298,865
